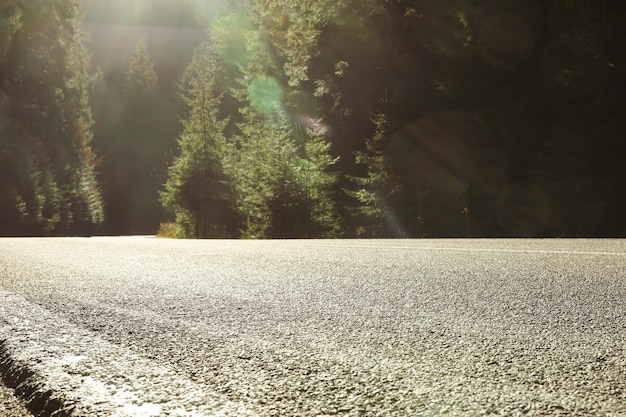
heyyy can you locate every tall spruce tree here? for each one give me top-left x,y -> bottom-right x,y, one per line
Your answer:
231,105 -> 339,238
347,113 -> 405,237
232,106 -> 299,238
161,43 -> 237,238
124,38 -> 157,96
220,7 -> 340,238
0,0 -> 103,236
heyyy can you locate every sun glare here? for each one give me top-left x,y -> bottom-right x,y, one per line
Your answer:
93,0 -> 219,28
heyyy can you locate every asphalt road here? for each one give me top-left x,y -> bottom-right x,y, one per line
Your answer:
1,237 -> 625,416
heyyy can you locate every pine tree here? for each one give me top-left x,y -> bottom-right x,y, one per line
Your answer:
120,0 -> 626,237
200,1 -> 338,238
527,0 -> 618,236
60,11 -> 105,233
124,38 -> 158,97
223,31 -> 339,238
161,43 -> 237,238
227,98 -> 339,238
346,112 -> 409,237
0,0 -> 103,235
299,122 -> 341,237
231,105 -> 296,238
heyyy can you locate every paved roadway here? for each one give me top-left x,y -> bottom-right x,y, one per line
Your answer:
0,237 -> 625,416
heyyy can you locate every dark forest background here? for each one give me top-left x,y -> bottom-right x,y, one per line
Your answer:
1,0 -> 625,238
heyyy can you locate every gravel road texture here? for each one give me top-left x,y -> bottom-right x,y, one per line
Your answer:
0,237 -> 625,416
0,379 -> 31,417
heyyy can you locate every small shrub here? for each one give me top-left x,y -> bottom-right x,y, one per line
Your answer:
156,223 -> 186,238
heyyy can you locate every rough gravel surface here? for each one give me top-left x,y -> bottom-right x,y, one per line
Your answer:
0,381 -> 31,417
0,238 -> 625,416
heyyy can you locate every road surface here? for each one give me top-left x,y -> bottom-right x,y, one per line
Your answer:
1,237 -> 625,416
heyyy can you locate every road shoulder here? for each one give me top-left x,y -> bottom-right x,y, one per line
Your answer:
0,370 -> 32,417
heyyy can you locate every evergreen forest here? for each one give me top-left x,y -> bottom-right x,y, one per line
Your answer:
1,0 -> 625,238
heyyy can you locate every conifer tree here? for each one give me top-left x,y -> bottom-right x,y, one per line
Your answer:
124,38 -> 158,97
0,0 -> 103,235
220,12 -> 339,238
229,104 -> 339,238
346,112 -> 407,237
299,123 -> 341,237
161,44 -> 237,238
228,78 -> 298,238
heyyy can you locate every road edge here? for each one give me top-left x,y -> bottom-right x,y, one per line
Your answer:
0,339 -> 75,417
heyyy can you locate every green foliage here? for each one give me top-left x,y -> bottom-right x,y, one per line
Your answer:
3,0 -> 617,237
161,43 -> 237,238
301,129 -> 341,237
161,8 -> 341,239
230,106 -> 339,238
124,39 -> 158,96
0,0 -> 103,236
231,108 -> 296,238
156,222 -> 186,239
0,1 -> 22,63
346,113 -> 411,237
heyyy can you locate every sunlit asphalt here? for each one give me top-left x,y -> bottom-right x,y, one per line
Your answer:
1,237 -> 625,416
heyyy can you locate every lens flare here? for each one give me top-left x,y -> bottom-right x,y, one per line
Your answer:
295,115 -> 328,135
212,12 -> 253,66
248,76 -> 283,114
